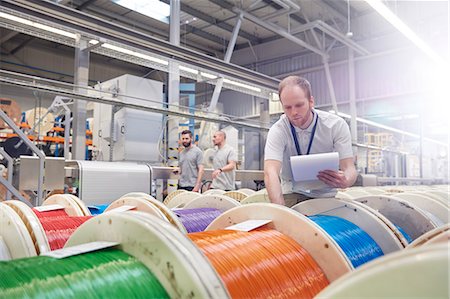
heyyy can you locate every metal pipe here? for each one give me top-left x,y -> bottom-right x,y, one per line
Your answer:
0,71 -> 269,131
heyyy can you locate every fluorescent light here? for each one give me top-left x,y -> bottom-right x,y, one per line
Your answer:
91,42 -> 168,65
223,78 -> 262,92
113,0 -> 170,23
365,0 -> 444,64
200,72 -> 217,79
179,65 -> 198,74
0,12 -> 77,39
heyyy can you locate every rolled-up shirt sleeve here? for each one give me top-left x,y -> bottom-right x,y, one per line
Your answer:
333,119 -> 354,160
264,124 -> 286,162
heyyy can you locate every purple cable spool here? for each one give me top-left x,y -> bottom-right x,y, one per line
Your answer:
173,208 -> 222,233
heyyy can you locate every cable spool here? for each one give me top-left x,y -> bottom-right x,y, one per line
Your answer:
222,190 -> 248,202
175,195 -> 240,233
65,212 -> 229,298
353,195 -> 438,241
392,192 -> 449,226
361,187 -> 385,195
64,194 -> 92,216
292,198 -> 404,256
316,243 -> 449,298
203,148 -> 215,168
411,190 -> 450,205
33,207 -> 91,251
42,194 -> 85,216
344,199 -> 409,248
425,190 -> 449,204
165,191 -> 201,209
202,189 -> 226,195
407,223 -> 450,248
236,188 -> 256,196
336,188 -> 371,199
0,236 -> 11,261
163,189 -> 186,206
206,203 -> 353,282
120,192 -> 186,233
0,98 -> 21,129
240,192 -> 271,204
0,203 -> 37,258
3,200 -> 50,255
25,107 -> 55,134
106,196 -> 169,220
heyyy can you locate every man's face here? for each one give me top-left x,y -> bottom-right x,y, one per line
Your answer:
212,132 -> 223,146
280,85 -> 314,128
181,134 -> 192,147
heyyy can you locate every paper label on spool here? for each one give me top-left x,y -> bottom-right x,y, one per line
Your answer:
42,241 -> 119,259
35,204 -> 65,212
105,205 -> 136,213
225,219 -> 272,232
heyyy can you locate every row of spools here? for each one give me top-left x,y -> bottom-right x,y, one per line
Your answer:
0,185 -> 448,298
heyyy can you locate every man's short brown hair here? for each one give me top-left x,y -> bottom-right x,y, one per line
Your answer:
278,76 -> 312,99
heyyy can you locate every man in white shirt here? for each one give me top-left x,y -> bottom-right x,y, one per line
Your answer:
264,76 -> 357,205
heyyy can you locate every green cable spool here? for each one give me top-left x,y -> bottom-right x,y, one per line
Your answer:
0,248 -> 169,298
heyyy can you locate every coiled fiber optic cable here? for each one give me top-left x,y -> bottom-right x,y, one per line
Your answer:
33,209 -> 92,250
396,225 -> 413,243
173,208 -> 222,233
189,228 -> 329,298
88,204 -> 109,216
309,215 -> 384,268
0,248 -> 168,298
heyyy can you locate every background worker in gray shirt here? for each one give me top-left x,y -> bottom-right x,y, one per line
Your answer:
264,76 -> 357,206
177,130 -> 204,192
210,130 -> 238,191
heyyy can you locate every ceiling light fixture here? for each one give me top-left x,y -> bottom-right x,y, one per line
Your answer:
0,12 -> 77,39
365,0 -> 444,64
223,78 -> 262,92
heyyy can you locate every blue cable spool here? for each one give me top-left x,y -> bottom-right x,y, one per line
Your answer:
309,215 -> 384,268
88,204 -> 109,216
396,225 -> 413,243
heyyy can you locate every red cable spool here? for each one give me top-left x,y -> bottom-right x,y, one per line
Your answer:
33,208 -> 91,250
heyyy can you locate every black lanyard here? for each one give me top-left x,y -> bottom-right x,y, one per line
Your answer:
290,111 -> 319,156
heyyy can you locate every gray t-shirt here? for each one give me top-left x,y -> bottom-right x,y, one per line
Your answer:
179,145 -> 203,188
264,109 -> 353,197
210,144 -> 237,190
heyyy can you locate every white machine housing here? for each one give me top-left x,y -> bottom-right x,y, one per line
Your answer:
93,74 -> 163,162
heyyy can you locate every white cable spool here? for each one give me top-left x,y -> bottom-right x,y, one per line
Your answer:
316,243 -> 449,298
236,188 -> 256,196
202,189 -> 226,196
206,203 -> 353,282
335,191 -> 354,200
3,200 -> 50,255
105,196 -> 169,221
0,203 -> 37,258
203,148 -> 215,168
183,194 -> 240,212
65,211 -> 230,299
65,194 -> 92,216
165,191 -> 201,209
0,236 -> 11,261
222,190 -> 248,202
26,107 -> 55,134
362,187 -> 386,195
336,188 -> 371,199
43,194 -> 85,216
292,198 -> 404,254
163,189 -> 187,206
240,192 -> 271,205
120,192 -> 186,233
407,223 -> 450,248
392,192 -> 449,226
353,195 -> 437,241
425,190 -> 449,205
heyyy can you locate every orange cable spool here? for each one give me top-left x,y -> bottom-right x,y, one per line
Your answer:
33,209 -> 91,250
189,228 -> 329,298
